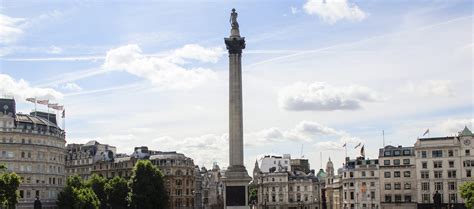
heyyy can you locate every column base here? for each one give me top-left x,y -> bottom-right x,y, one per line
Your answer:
222,167 -> 251,209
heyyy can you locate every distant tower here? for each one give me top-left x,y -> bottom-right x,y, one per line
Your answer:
252,160 -> 261,185
326,157 -> 334,177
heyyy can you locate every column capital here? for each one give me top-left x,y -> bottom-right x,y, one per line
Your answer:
225,37 -> 245,54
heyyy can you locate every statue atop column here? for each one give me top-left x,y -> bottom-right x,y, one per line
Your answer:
230,8 -> 239,29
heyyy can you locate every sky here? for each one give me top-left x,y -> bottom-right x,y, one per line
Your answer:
0,0 -> 472,174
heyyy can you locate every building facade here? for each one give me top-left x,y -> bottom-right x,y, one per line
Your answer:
325,159 -> 343,209
91,149 -> 196,209
65,140 -> 116,180
378,146 -> 417,209
260,155 -> 292,173
199,163 -> 224,209
0,98 -> 66,208
414,127 -> 473,209
341,157 -> 380,209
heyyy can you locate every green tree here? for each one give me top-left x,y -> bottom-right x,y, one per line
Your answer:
248,184 -> 257,205
106,176 -> 130,209
459,181 -> 474,209
0,166 -> 21,209
57,175 -> 100,209
128,160 -> 168,209
87,174 -> 108,209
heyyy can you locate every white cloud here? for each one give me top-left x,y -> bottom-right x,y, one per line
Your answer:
403,80 -> 454,97
47,45 -> 63,54
0,74 -> 63,101
0,14 -> 26,44
291,6 -> 300,15
103,44 -> 221,90
278,81 -> 379,111
303,0 -> 367,24
438,118 -> 473,135
62,82 -> 82,92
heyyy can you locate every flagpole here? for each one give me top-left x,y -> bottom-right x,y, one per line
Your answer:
34,97 -> 37,116
383,130 -> 385,147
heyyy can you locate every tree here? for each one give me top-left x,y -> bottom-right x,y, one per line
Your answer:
57,175 -> 100,209
248,184 -> 257,205
87,174 -> 108,209
0,166 -> 21,209
106,176 -> 130,209
459,181 -> 474,209
128,160 -> 168,209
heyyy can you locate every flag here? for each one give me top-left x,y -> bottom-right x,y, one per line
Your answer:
62,109 -> 65,118
423,129 -> 430,136
53,105 -> 63,111
26,98 -> 36,103
48,103 -> 58,108
342,143 -> 347,148
354,142 -> 362,149
37,99 -> 49,105
360,145 -> 365,157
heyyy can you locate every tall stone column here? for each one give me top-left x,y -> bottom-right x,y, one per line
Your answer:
222,8 -> 251,209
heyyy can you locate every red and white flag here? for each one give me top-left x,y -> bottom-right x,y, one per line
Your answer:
37,99 -> 49,105
26,98 -> 36,103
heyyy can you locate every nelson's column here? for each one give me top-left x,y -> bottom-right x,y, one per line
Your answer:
222,8 -> 252,209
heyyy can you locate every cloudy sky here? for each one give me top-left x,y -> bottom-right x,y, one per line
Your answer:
1,0 -> 472,173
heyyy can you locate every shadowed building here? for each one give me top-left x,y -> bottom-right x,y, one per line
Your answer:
0,98 -> 66,209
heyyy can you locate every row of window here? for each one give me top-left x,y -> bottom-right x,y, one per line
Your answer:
384,182 -> 411,190
1,163 -> 63,174
383,149 -> 412,157
1,137 -> 63,148
383,159 -> 411,166
384,171 -> 411,178
421,181 -> 458,191
384,194 -> 412,203
420,170 -> 471,178
344,170 -> 376,178
19,189 -> 58,200
419,149 -> 470,158
421,193 -> 458,203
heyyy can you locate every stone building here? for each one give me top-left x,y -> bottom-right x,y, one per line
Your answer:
260,154 -> 292,173
378,146 -> 417,209
91,149 -> 196,209
254,157 -> 324,209
199,163 -> 224,209
0,98 -> 66,208
414,127 -> 473,209
325,158 -> 343,209
341,157 -> 380,209
65,140 -> 116,180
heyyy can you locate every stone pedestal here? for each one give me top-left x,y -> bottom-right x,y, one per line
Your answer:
223,8 -> 251,209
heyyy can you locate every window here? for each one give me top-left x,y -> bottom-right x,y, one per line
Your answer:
395,195 -> 402,202
404,183 -> 411,189
434,171 -> 443,178
421,151 -> 427,158
466,149 -> 470,156
422,194 -> 430,203
384,151 -> 392,156
394,159 -> 400,165
404,171 -> 411,177
394,183 -> 401,190
433,161 -> 442,168
350,192 -> 354,200
384,160 -> 390,165
448,182 -> 456,191
447,170 -> 456,178
432,150 -> 443,157
422,161 -> 428,169
370,182 -> 375,187
449,193 -> 457,203
384,172 -> 391,178
403,150 -> 411,155
421,182 -> 430,191
403,159 -> 410,165
362,171 -> 366,177
449,161 -> 455,168
370,171 -> 375,176
421,171 -> 429,179
350,172 -> 353,178
448,150 -> 454,157
370,191 -> 375,200
394,150 -> 401,156
467,170 -> 471,177
385,195 -> 392,203
385,183 -> 391,190
435,182 -> 443,191
394,171 -> 400,177
405,195 -> 412,202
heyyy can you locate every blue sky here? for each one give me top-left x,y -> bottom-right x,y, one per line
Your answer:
1,0 -> 472,172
